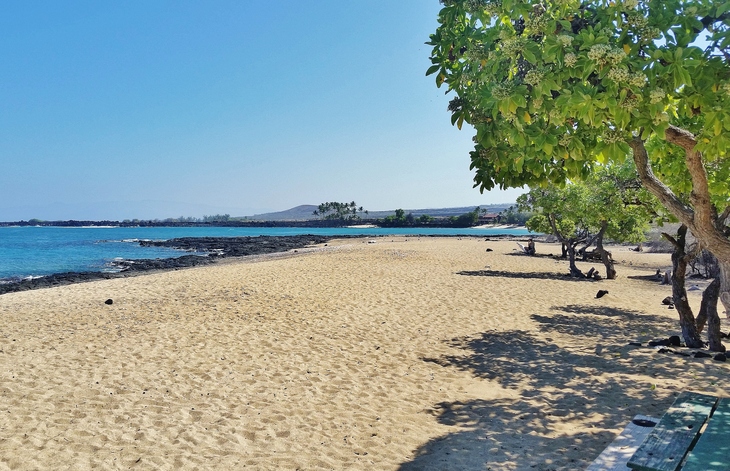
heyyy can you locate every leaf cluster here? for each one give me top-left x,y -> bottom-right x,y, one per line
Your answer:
517,160 -> 659,243
427,0 -> 730,201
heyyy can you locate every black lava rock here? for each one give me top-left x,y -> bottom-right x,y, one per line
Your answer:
0,235 -> 337,296
596,290 -> 609,298
669,335 -> 681,347
104,299 -> 113,305
714,353 -> 727,362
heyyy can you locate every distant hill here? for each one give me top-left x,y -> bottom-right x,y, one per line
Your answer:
248,205 -> 320,221
246,204 -> 513,221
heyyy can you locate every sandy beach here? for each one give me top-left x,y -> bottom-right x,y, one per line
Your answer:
0,237 -> 727,470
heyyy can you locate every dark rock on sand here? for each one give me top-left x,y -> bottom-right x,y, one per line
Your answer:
714,353 -> 727,362
648,338 -> 672,347
595,290 -> 609,298
669,335 -> 681,347
693,351 -> 712,359
661,296 -> 673,305
105,299 -> 113,305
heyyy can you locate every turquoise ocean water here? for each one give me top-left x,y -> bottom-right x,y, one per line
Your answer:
0,225 -> 530,281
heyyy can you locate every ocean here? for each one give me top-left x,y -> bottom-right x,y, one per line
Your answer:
0,225 -> 531,281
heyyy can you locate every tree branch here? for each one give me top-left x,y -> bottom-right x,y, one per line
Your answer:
664,125 -> 717,231
628,134 -> 695,226
662,232 -> 680,250
547,213 -> 564,243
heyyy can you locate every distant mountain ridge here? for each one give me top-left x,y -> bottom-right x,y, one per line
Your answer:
247,204 -> 512,221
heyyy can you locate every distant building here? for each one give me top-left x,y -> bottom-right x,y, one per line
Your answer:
478,213 -> 500,224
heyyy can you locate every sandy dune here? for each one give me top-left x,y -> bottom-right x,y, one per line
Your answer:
0,237 -> 727,470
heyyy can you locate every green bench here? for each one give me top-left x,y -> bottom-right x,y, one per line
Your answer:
625,392 -> 729,471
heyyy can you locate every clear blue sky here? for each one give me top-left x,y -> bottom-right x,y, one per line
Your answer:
0,1 -> 524,220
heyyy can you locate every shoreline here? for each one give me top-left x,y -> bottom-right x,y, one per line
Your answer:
0,234 -> 538,296
0,235 -> 333,295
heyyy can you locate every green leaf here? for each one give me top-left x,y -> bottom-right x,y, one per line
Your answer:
523,47 -> 537,64
717,2 -> 730,16
426,65 -> 440,76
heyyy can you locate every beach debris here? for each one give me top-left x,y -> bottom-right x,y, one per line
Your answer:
661,296 -> 673,306
104,299 -> 113,305
595,290 -> 609,298
656,347 -> 690,356
714,353 -> 727,362
648,336 -> 681,348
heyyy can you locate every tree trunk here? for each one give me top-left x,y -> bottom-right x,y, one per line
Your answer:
720,261 -> 730,319
670,225 -> 704,348
696,278 -> 725,352
594,221 -> 616,279
567,241 -> 584,278
629,132 -> 730,264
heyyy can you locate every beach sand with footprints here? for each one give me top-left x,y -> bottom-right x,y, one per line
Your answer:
0,237 -> 727,470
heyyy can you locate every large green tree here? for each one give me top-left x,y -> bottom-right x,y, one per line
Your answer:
428,0 -> 730,315
518,160 -> 655,278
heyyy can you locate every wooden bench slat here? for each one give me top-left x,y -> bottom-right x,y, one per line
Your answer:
586,415 -> 658,471
681,398 -> 730,471
627,392 -> 718,471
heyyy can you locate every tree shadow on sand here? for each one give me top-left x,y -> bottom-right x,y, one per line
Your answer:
457,269 -> 589,282
400,306 -> 726,470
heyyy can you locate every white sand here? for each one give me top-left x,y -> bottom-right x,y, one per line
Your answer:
0,238 -> 726,470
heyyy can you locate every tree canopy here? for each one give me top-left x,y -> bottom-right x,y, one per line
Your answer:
518,160 -> 657,277
428,0 -> 730,310
427,0 -> 730,241
313,202 -> 365,221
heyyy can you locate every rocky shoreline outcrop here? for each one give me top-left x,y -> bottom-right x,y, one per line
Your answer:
0,235 -> 333,295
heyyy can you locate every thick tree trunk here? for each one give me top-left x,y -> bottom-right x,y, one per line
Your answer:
720,261 -> 730,319
567,241 -> 584,278
595,222 -> 616,279
629,132 -> 730,325
670,226 -> 704,348
696,278 -> 725,352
